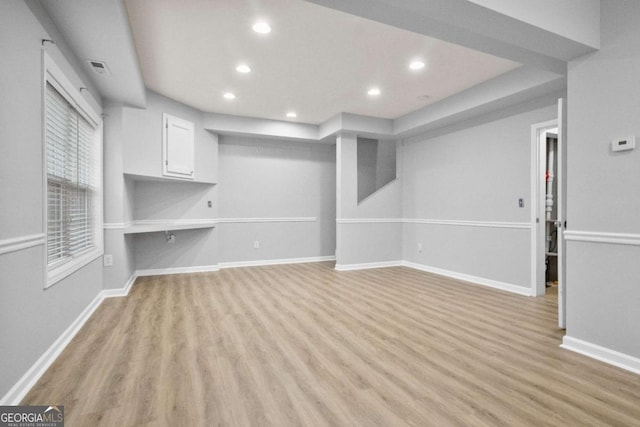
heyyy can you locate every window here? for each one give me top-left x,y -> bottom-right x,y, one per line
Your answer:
44,54 -> 102,287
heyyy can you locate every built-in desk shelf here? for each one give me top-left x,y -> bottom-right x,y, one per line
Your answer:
124,172 -> 215,185
123,219 -> 217,234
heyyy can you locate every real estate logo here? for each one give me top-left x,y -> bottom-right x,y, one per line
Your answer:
0,405 -> 64,427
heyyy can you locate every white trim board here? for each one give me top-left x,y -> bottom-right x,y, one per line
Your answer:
105,219 -> 216,230
101,273 -> 137,298
136,265 -> 220,277
137,257 -> 337,275
564,230 -> 640,246
220,255 -> 336,269
335,218 -> 530,229
561,336 -> 640,376
124,219 -> 216,235
335,260 -> 531,297
404,219 -> 530,229
103,222 -> 132,230
336,218 -> 402,224
0,234 -> 46,255
0,271 -> 137,406
217,217 -> 316,224
402,261 -> 532,297
133,219 -> 216,226
135,265 -> 220,277
335,261 -> 402,271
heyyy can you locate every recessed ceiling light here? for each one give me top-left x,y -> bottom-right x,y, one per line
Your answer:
367,87 -> 381,96
409,60 -> 426,70
223,92 -> 236,100
252,22 -> 271,34
236,64 -> 251,73
286,112 -> 297,118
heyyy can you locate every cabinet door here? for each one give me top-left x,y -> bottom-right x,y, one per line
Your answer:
163,113 -> 194,179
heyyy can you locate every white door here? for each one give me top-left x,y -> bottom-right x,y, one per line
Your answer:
557,98 -> 567,329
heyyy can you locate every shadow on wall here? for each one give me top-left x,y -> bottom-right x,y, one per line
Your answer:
358,137 -> 396,203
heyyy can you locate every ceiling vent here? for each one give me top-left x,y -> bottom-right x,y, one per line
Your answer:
87,60 -> 110,76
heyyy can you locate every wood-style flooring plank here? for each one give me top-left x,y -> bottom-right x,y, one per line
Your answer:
22,263 -> 640,426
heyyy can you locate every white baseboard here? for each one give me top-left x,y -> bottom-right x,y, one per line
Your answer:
220,256 -> 335,269
561,336 -> 640,375
101,273 -> 137,298
0,273 -> 138,406
137,256 -> 336,273
135,265 -> 220,277
402,261 -> 532,296
0,292 -> 103,405
335,260 -> 403,271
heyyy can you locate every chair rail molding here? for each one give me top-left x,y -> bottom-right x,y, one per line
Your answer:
564,230 -> 640,246
0,234 -> 46,255
217,217 -> 317,223
404,218 -> 531,229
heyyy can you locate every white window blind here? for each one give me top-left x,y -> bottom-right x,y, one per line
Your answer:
45,82 -> 98,270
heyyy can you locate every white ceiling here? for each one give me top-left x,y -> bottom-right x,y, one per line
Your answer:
123,0 -> 520,125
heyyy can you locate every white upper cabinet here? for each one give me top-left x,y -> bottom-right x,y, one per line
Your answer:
123,92 -> 217,184
163,113 -> 195,180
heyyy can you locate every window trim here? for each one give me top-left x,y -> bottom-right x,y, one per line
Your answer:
43,52 -> 103,288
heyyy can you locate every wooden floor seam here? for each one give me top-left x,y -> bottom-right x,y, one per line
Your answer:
23,262 -> 640,426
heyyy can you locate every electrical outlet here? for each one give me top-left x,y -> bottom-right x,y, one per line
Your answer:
417,243 -> 423,253
103,254 -> 113,267
518,198 -> 525,208
208,201 -> 212,208
254,240 -> 260,249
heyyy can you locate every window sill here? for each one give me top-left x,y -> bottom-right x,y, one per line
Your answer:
46,248 -> 103,289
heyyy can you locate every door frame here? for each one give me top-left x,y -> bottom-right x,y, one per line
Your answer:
530,119 -> 558,297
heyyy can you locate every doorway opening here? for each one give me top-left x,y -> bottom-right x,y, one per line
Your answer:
543,130 -> 559,290
531,99 -> 566,328
531,120 -> 558,295
531,112 -> 566,328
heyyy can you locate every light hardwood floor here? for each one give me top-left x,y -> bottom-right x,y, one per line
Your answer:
23,263 -> 640,426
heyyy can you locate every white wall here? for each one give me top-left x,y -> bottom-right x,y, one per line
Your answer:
336,134 -> 403,267
123,91 -> 218,184
132,180 -> 218,271
468,0 -> 600,49
103,103 -> 136,289
357,138 -> 396,203
0,1 -> 103,399
402,104 -> 557,290
565,1 -> 640,358
111,91 -> 219,276
218,136 -> 335,263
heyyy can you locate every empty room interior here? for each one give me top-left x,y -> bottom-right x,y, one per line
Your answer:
2,0 -> 640,425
